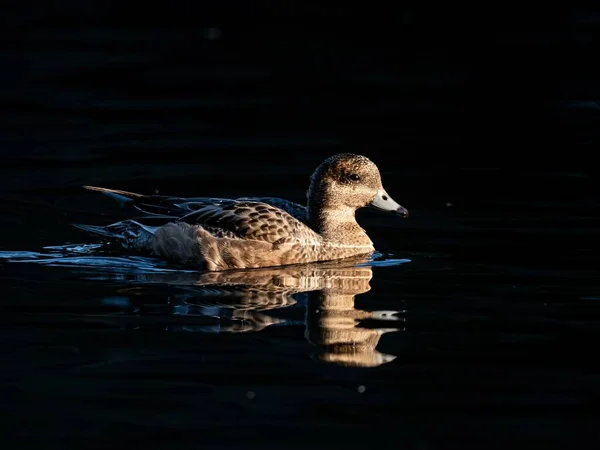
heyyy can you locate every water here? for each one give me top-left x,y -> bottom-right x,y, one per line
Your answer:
2,5 -> 600,449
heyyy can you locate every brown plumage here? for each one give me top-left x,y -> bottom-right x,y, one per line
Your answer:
74,153 -> 409,271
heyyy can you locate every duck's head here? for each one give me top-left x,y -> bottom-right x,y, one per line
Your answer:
307,153 -> 409,218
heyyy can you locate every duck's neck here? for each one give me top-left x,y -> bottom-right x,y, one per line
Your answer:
307,201 -> 373,249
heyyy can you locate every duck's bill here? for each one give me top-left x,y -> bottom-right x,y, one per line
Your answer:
370,188 -> 409,218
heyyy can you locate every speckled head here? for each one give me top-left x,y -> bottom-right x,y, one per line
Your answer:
307,153 -> 409,218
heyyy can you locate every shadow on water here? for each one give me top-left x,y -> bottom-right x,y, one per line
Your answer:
0,245 -> 410,368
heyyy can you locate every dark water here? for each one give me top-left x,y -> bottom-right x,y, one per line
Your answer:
2,5 -> 600,449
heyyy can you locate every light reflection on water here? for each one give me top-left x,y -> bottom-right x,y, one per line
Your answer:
0,243 -> 410,367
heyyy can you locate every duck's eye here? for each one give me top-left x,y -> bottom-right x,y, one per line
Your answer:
348,174 -> 361,182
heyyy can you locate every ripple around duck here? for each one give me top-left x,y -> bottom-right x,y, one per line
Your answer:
0,243 -> 410,278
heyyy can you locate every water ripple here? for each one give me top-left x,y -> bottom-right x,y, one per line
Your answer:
0,243 -> 410,277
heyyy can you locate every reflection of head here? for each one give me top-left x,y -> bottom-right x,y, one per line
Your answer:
304,283 -> 400,368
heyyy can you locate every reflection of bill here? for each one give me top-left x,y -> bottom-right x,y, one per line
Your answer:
116,256 -> 405,368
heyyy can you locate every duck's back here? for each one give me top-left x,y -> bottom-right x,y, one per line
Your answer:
179,200 -> 320,245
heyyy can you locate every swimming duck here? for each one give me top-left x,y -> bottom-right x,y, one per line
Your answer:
75,153 -> 408,271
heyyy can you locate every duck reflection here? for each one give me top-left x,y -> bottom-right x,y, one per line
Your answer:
114,256 -> 404,367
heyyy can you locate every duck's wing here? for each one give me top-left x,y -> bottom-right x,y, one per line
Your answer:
237,197 -> 307,223
178,200 -> 320,245
171,197 -> 307,223
83,186 -> 308,223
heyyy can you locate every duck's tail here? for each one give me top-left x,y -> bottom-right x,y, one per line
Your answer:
73,219 -> 157,250
82,185 -> 145,206
82,185 -> 180,216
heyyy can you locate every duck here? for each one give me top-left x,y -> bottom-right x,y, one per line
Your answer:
74,153 -> 409,271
